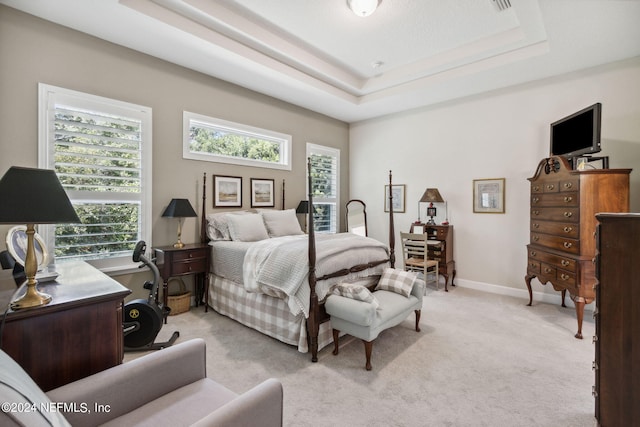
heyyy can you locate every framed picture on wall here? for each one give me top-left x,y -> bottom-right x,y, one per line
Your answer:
213,175 -> 242,207
473,178 -> 505,213
384,184 -> 406,213
250,178 -> 275,208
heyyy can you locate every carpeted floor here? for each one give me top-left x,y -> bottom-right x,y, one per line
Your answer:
127,285 -> 597,427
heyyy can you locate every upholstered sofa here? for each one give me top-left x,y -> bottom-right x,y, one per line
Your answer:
0,338 -> 283,427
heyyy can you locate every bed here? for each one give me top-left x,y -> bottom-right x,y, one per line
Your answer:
200,161 -> 396,362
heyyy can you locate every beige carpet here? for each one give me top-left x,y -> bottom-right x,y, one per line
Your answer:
127,285 -> 597,427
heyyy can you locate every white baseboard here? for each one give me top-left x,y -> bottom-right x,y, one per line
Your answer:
453,278 -> 595,312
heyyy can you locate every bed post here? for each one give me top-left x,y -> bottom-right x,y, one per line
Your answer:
282,179 -> 286,210
307,158 -> 320,363
388,170 -> 395,268
200,172 -> 207,244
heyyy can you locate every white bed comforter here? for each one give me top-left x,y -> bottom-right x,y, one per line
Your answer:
243,233 -> 389,317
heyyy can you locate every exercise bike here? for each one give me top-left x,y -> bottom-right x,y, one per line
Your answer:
123,241 -> 180,351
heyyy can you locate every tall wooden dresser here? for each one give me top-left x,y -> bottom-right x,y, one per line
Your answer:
524,156 -> 630,339
593,214 -> 640,427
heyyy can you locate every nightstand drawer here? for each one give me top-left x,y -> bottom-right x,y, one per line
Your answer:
173,249 -> 207,262
172,259 -> 207,275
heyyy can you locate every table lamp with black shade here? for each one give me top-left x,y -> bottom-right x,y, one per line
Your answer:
296,200 -> 309,233
420,188 -> 445,225
0,166 -> 80,309
162,198 -> 197,248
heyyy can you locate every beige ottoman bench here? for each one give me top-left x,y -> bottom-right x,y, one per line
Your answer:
325,268 -> 424,370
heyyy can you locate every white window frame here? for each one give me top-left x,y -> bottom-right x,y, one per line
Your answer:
183,111 -> 292,170
306,143 -> 340,233
38,83 -> 152,274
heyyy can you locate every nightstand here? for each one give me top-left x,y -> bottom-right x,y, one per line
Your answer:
153,243 -> 211,320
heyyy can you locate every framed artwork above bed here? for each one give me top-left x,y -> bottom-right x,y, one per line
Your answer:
251,178 -> 275,207
214,175 -> 242,207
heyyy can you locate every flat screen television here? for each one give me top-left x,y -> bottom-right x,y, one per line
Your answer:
550,102 -> 602,158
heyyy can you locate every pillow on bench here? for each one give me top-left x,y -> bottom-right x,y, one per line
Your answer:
332,282 -> 380,309
374,268 -> 417,298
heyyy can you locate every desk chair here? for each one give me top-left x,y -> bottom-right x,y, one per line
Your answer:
400,232 -> 439,291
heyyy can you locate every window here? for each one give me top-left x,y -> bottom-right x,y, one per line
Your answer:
38,84 -> 152,272
306,143 -> 340,233
183,111 -> 292,170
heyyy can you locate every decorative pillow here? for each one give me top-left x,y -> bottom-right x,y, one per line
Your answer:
227,213 -> 269,242
261,209 -> 304,237
332,282 -> 379,309
374,268 -> 417,298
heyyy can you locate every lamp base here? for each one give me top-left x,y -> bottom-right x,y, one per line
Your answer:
173,241 -> 185,248
426,217 -> 436,225
10,284 -> 52,310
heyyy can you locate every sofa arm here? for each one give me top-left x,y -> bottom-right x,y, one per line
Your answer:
192,378 -> 283,427
411,278 -> 425,301
47,338 -> 208,427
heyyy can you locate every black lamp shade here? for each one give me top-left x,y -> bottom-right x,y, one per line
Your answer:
296,200 -> 309,214
162,199 -> 197,218
0,166 -> 80,224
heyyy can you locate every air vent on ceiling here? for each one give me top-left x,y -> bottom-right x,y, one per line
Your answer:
492,0 -> 512,12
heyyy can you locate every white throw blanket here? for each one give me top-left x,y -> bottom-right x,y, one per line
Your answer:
243,233 -> 389,317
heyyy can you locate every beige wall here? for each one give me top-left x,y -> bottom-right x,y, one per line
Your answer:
350,57 -> 640,305
0,5 -> 348,296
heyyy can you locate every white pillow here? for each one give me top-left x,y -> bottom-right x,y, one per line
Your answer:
206,211 -> 251,241
261,209 -> 304,237
227,213 -> 269,242
374,268 -> 417,298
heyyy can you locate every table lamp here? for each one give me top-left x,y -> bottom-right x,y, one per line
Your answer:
296,200 -> 309,233
162,198 -> 197,248
0,166 -> 80,309
420,188 -> 444,225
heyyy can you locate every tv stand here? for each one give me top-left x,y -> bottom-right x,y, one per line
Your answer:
569,155 -> 609,170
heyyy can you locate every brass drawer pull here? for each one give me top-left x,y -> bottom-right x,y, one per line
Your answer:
532,197 -> 539,203
561,260 -> 570,267
544,267 -> 552,274
592,361 -> 598,371
592,335 -> 598,344
563,242 -> 572,249
564,196 -> 573,203
533,185 -> 540,192
546,184 -> 555,190
564,211 -> 573,218
530,251 -> 537,257
563,226 -> 573,233
533,223 -> 540,229
560,273 -> 570,281
533,236 -> 539,241
530,262 -> 537,268
592,386 -> 598,398
564,182 -> 573,189
533,210 -> 540,216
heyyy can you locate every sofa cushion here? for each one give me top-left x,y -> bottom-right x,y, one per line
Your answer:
374,268 -> 417,297
100,378 -> 238,427
0,350 -> 70,427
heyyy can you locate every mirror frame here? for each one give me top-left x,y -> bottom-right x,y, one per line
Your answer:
345,199 -> 368,236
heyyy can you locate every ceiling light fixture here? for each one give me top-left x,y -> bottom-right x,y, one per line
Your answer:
347,0 -> 380,17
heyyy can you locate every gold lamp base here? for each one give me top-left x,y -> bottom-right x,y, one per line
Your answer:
10,284 -> 52,310
173,240 -> 185,248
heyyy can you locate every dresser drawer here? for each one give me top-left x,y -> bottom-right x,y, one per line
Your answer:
527,246 -> 577,272
531,207 -> 580,222
531,233 -> 580,254
530,220 -> 579,239
531,192 -> 579,207
559,178 -> 579,192
527,259 -> 541,275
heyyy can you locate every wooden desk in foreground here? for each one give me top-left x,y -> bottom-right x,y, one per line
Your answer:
0,261 -> 131,391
